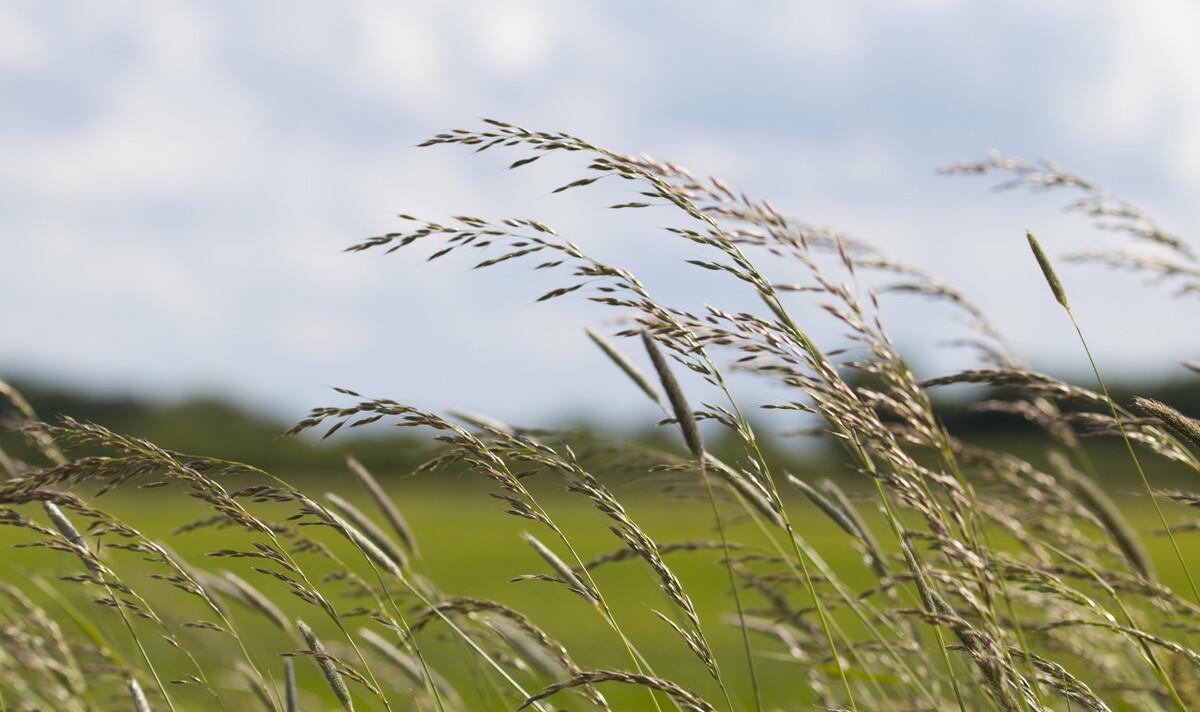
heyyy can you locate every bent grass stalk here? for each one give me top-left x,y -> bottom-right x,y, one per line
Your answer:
1026,232 -> 1200,608
594,226 -> 932,707
1039,540 -> 1187,711
653,298 -> 861,708
45,503 -> 180,712
641,330 -> 756,712
591,326 -> 895,707
759,297 -> 955,709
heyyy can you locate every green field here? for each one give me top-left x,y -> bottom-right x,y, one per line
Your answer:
1,475 -> 1192,711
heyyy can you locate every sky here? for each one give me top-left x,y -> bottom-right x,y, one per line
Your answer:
3,1 -> 1197,427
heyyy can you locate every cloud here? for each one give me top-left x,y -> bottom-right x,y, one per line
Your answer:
0,7 -> 46,72
1050,1 -> 1200,189
2,2 -> 1197,424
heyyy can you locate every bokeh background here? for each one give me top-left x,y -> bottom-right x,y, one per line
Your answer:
5,6 -> 1200,710
4,1 -> 1195,426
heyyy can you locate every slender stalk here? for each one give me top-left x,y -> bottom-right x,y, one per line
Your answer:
1065,310 -> 1200,606
1040,542 -> 1187,711
696,457 -> 757,712
642,330 -> 757,712
1026,231 -> 1200,606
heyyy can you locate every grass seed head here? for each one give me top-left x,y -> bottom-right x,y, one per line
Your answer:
298,619 -> 355,711
1026,230 -> 1069,309
127,676 -> 151,712
640,330 -> 704,460
1135,397 -> 1200,450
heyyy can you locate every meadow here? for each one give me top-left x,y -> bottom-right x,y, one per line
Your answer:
3,120 -> 1200,711
0,481 -> 1193,711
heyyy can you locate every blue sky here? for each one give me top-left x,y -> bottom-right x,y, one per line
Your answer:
3,1 -> 1196,425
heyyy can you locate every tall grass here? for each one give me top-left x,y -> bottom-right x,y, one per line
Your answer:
2,123 -> 1200,710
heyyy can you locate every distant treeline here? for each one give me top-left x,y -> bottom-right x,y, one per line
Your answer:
3,376 -> 1198,485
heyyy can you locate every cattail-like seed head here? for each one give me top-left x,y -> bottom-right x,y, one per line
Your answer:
521,532 -> 596,602
1026,231 -> 1069,310
818,479 -> 888,577
1048,451 -> 1154,580
790,475 -> 888,578
325,492 -> 409,572
128,676 -> 151,712
43,502 -> 84,548
345,456 -> 419,558
708,454 -> 784,528
326,508 -> 405,579
44,502 -> 104,575
298,619 -> 354,711
359,627 -> 463,708
1135,397 -> 1200,450
789,475 -> 858,537
223,572 -> 289,632
640,331 -> 704,460
586,328 -> 664,409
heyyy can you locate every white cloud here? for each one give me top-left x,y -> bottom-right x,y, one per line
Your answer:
2,5 -> 262,200
346,4 -> 445,103
0,7 -> 46,71
764,2 -> 866,58
470,2 -> 553,74
1054,1 -> 1200,187
4,1 -> 1198,423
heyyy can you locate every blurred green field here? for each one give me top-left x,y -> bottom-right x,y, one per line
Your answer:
1,476 -> 1192,711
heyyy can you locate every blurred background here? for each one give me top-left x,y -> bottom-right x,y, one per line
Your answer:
3,1 -> 1196,427
5,5 -> 1200,709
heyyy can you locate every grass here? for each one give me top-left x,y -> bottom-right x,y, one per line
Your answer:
3,121 -> 1200,711
0,486 -> 1190,710
0,486 -> 1193,710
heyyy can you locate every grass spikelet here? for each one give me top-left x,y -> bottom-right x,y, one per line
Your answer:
128,676 -> 152,712
345,456 -> 419,557
1135,396 -> 1200,450
521,532 -> 597,601
1005,647 -> 1109,712
817,479 -> 888,577
297,619 -> 355,712
359,628 -> 461,708
1047,451 -> 1154,580
789,475 -> 888,578
325,492 -> 409,573
586,328 -> 665,410
43,501 -> 85,549
323,506 -> 405,579
640,330 -> 703,459
223,572 -> 289,632
1026,230 -> 1069,309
